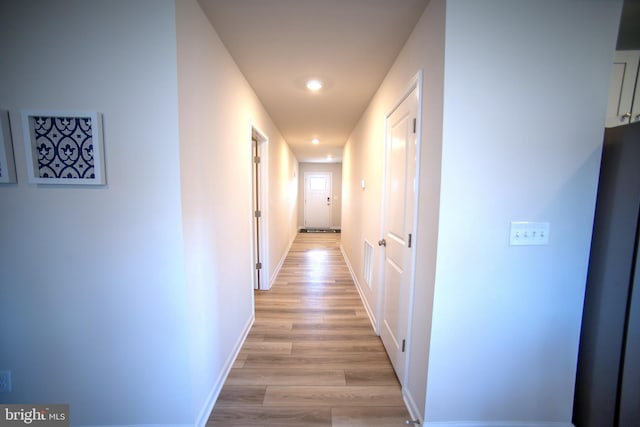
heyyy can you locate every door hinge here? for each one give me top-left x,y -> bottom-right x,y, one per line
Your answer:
256,262 -> 262,270
408,233 -> 412,248
402,339 -> 406,353
255,210 -> 262,218
254,155 -> 261,164
412,118 -> 416,134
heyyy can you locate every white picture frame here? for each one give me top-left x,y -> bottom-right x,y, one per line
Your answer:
0,110 -> 17,184
22,111 -> 105,185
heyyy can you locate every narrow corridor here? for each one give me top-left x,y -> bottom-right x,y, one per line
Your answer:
208,232 -> 410,426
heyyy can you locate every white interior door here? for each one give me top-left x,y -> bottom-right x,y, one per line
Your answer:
380,86 -> 418,385
252,128 -> 268,290
304,172 -> 332,229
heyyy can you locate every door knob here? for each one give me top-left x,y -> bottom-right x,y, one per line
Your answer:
378,239 -> 386,247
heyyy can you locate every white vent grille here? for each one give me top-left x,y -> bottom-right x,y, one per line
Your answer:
363,241 -> 373,287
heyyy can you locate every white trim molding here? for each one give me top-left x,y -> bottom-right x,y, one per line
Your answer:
194,314 -> 254,427
340,244 -> 378,332
422,422 -> 574,427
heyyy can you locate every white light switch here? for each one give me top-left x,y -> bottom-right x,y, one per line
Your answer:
510,221 -> 550,246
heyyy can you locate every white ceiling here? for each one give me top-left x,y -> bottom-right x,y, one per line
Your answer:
198,0 -> 429,163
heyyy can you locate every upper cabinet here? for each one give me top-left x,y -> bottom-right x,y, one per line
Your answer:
606,50 -> 640,127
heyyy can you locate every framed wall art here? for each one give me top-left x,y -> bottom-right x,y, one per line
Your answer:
0,110 -> 17,184
22,111 -> 105,185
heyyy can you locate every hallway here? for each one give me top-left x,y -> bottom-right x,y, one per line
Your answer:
208,232 -> 410,426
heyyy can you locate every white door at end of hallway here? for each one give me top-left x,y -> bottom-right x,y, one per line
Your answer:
304,172 -> 332,229
380,86 -> 418,385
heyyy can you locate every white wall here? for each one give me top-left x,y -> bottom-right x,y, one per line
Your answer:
0,1 -> 193,425
424,1 -> 622,424
298,162 -> 342,229
267,134 -> 299,281
342,0 -> 621,424
176,0 -> 298,422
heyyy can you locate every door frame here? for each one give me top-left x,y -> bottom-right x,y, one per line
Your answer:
303,171 -> 333,230
251,124 -> 269,290
377,70 -> 423,386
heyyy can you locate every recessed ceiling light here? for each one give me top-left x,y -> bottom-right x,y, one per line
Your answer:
306,79 -> 323,91
312,138 -> 320,145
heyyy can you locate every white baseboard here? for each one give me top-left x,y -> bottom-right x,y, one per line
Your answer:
422,422 -> 574,427
339,244 -> 378,332
194,313 -> 255,427
403,388 -> 423,426
269,234 -> 295,289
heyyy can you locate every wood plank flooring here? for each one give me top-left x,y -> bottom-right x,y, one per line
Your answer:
207,232 -> 411,426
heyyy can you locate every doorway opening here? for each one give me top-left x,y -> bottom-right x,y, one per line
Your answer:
251,126 -> 269,290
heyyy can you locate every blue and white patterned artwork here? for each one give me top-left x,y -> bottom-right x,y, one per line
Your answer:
0,110 -> 17,184
33,116 -> 95,179
23,112 -> 105,185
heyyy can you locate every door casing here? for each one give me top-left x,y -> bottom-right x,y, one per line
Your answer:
251,125 -> 269,290
377,71 -> 423,387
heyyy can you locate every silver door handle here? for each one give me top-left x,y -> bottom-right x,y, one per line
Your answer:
378,239 -> 386,247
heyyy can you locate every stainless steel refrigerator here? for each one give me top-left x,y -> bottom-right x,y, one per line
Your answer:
574,122 -> 640,427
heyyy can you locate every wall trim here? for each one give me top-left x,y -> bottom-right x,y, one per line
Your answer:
249,122 -> 270,291
340,244 -> 378,332
195,313 -> 255,427
78,425 -> 193,427
403,388 -> 423,426
422,423 -> 574,427
269,232 -> 296,289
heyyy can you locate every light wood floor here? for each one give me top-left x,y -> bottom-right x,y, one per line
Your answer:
207,232 -> 411,426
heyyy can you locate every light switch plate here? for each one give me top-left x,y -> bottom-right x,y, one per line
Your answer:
510,221 -> 550,246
